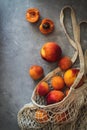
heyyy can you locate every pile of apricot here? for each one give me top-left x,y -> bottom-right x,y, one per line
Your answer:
29,41 -> 84,105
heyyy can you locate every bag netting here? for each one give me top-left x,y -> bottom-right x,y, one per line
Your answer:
17,6 -> 87,130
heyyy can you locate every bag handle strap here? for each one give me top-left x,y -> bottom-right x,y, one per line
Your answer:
60,6 -> 84,89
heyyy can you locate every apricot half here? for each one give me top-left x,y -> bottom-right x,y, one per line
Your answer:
39,18 -> 54,34
26,8 -> 40,23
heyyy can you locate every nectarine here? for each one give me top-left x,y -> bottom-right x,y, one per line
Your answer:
46,90 -> 64,105
36,81 -> 50,96
40,42 -> 62,62
58,56 -> 72,70
51,76 -> 65,90
29,65 -> 44,80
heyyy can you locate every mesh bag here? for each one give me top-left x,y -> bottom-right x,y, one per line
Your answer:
17,6 -> 87,130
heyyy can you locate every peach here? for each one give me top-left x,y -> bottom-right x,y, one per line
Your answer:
46,90 -> 64,105
35,109 -> 49,123
64,68 -> 79,87
36,81 -> 50,96
51,76 -> 65,90
58,56 -> 72,70
29,65 -> 44,80
40,42 -> 62,62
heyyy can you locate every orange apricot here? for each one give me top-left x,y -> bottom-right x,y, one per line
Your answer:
55,111 -> 69,123
26,8 -> 40,23
39,18 -> 54,34
29,65 -> 44,80
51,76 -> 65,90
58,56 -> 72,70
35,109 -> 49,123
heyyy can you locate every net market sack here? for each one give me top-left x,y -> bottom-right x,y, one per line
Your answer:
17,6 -> 87,130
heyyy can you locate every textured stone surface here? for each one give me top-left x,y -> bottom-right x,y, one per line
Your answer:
0,0 -> 87,130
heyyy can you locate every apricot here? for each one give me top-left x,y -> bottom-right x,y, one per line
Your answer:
39,18 -> 54,34
46,90 -> 64,105
58,56 -> 72,70
35,109 -> 49,123
29,65 -> 44,80
51,76 -> 65,90
40,42 -> 62,62
55,111 -> 69,123
36,81 -> 50,96
64,68 -> 79,87
26,8 -> 40,23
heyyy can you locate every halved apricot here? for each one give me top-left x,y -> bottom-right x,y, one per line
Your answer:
26,8 -> 40,23
39,18 -> 54,34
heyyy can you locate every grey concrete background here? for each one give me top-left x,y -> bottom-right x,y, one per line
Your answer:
0,0 -> 87,130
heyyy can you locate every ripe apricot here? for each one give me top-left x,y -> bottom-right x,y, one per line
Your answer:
26,8 -> 40,23
46,90 -> 64,105
29,65 -> 44,80
55,111 -> 69,123
64,68 -> 79,87
35,109 -> 49,123
36,81 -> 50,96
40,42 -> 62,62
51,76 -> 65,90
58,56 -> 72,70
39,18 -> 54,34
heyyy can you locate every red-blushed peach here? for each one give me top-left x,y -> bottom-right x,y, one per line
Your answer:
51,76 -> 65,90
40,42 -> 62,62
35,109 -> 49,123
58,56 -> 72,70
64,68 -> 79,87
29,65 -> 44,80
36,81 -> 50,96
46,90 -> 64,105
